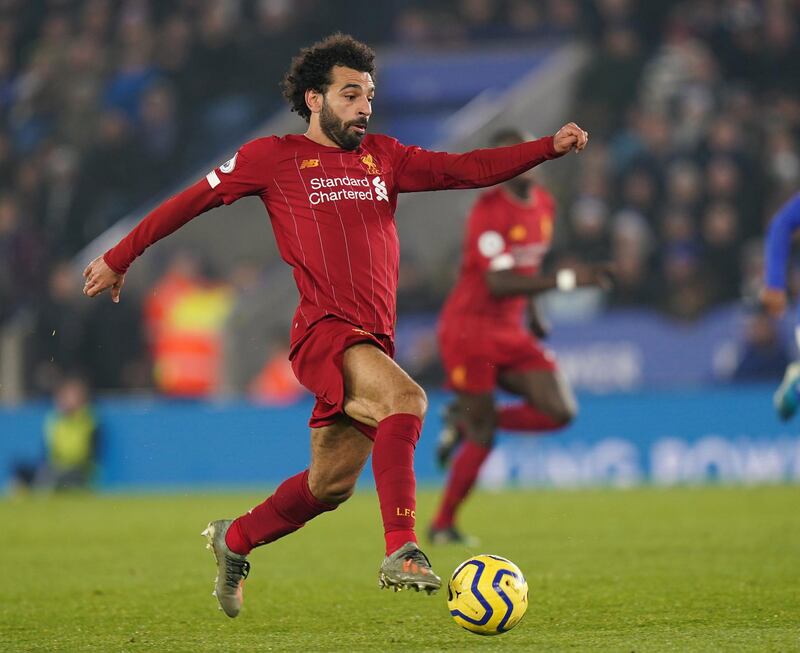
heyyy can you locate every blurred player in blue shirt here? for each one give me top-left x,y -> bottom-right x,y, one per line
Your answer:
761,193 -> 800,419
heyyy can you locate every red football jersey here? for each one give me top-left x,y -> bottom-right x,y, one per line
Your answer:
440,185 -> 556,328
105,133 -> 560,342
205,134 -> 559,340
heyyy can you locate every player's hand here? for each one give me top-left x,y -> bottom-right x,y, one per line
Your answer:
760,287 -> 787,318
576,262 -> 615,290
83,256 -> 125,303
553,122 -> 589,154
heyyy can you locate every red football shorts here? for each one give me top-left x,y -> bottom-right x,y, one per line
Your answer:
290,316 -> 394,439
438,319 -> 557,394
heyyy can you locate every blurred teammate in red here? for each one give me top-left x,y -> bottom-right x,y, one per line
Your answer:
82,35 -> 589,616
430,128 -> 610,545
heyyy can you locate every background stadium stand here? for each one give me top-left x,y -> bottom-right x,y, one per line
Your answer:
1,0 -> 799,403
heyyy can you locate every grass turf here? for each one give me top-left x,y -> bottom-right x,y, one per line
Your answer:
2,485 -> 799,652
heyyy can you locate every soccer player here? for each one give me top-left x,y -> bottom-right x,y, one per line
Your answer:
760,192 -> 800,419
82,34 -> 588,617
430,128 -> 611,545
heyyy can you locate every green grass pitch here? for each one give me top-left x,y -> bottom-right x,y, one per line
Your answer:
2,485 -> 799,652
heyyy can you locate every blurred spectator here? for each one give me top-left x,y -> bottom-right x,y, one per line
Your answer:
731,308 -> 791,382
665,160 -> 702,215
26,261 -> 88,396
458,0 -> 504,41
392,7 -> 438,45
0,192 -> 45,322
54,39 -> 105,148
145,251 -> 233,397
83,285 -> 149,393
576,24 -> 645,137
608,210 -> 657,306
659,245 -> 712,320
42,146 -> 80,256
103,7 -> 159,123
69,110 -> 146,249
619,167 -> 659,219
137,81 -> 180,189
220,259 -> 274,397
701,201 -> 741,301
506,0 -> 546,40
568,197 -> 610,263
11,376 -> 99,493
248,335 -> 305,405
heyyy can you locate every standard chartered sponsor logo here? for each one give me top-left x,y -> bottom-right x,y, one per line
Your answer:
308,175 -> 388,205
372,176 -> 388,202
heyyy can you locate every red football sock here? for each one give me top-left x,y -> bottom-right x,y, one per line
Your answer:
497,403 -> 566,432
372,413 -> 422,555
431,440 -> 491,530
225,469 -> 336,555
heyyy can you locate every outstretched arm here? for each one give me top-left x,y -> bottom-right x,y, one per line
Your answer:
83,137 -> 273,301
394,123 -> 588,193
761,193 -> 800,317
485,263 -> 614,299
83,179 -> 222,301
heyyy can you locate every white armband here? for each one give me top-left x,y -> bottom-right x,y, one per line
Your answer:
489,253 -> 514,271
206,170 -> 221,188
556,268 -> 576,292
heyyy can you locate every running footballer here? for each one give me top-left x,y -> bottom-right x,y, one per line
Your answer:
82,34 -> 589,618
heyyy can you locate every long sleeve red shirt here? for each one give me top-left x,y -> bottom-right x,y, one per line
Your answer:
105,133 -> 561,340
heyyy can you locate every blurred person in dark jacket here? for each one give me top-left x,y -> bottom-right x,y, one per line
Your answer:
0,192 -> 45,324
731,307 -> 790,383
26,261 -> 89,395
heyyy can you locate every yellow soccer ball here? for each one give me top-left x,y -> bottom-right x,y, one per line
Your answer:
447,554 -> 528,636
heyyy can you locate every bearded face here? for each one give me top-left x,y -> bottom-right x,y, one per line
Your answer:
319,96 -> 368,151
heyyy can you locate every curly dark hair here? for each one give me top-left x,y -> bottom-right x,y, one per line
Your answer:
282,33 -> 376,122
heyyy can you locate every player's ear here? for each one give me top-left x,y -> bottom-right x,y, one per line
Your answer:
306,88 -> 323,115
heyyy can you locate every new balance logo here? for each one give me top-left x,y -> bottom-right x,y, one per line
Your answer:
373,176 -> 388,202
300,159 -> 320,169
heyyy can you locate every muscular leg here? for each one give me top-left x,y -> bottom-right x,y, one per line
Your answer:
226,419 -> 371,555
340,343 -> 428,555
452,392 -> 497,447
206,420 -> 372,618
431,391 -> 495,533
342,342 -> 427,425
308,419 -> 373,504
497,368 -> 577,431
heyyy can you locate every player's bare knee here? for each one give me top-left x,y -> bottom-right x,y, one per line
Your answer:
384,381 -> 427,420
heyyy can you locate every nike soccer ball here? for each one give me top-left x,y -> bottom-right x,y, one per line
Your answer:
447,554 -> 528,636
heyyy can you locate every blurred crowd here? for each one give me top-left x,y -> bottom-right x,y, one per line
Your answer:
0,0 -> 597,398
560,0 -> 800,320
1,0 -> 798,400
